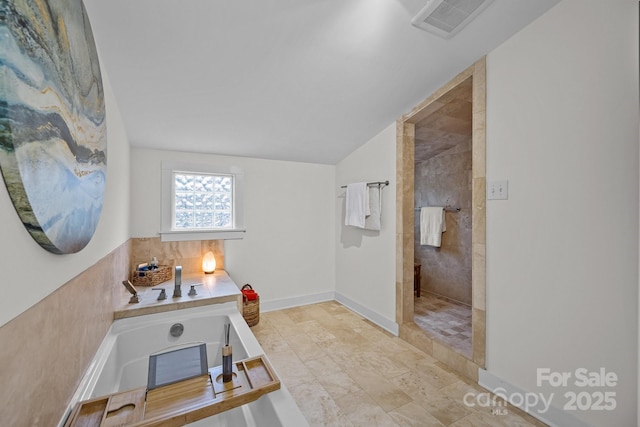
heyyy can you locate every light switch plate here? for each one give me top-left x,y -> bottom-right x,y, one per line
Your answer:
488,180 -> 508,200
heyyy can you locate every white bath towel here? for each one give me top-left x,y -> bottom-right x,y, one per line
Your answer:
345,182 -> 368,228
420,207 -> 446,247
364,186 -> 381,231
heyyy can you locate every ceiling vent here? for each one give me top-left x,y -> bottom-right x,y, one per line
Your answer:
411,0 -> 494,39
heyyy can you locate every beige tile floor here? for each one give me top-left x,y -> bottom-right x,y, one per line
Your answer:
414,294 -> 472,359
252,301 -> 545,427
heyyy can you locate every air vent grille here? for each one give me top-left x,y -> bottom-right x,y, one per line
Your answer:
411,0 -> 494,39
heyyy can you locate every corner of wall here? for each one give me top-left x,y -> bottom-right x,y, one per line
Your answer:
334,122 -> 397,323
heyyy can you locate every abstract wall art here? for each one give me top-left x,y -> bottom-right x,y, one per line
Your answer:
0,0 -> 107,254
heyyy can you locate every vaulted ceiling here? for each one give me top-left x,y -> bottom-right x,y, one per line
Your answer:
83,0 -> 560,164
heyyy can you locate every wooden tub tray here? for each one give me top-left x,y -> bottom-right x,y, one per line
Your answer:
65,355 -> 280,427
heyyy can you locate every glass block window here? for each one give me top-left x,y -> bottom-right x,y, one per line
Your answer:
173,173 -> 233,229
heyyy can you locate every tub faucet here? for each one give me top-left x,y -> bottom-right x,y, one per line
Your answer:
173,266 -> 182,298
122,280 -> 139,304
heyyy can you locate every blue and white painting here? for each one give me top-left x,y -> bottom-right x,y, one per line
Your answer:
0,0 -> 107,254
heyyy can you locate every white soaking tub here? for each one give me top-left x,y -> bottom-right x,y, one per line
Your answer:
60,302 -> 308,427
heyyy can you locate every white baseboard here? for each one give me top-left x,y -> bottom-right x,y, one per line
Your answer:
259,291 -> 399,336
334,292 -> 399,336
260,292 -> 335,313
478,369 -> 589,427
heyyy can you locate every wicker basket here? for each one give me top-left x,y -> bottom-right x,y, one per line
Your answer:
241,284 -> 260,327
131,265 -> 172,287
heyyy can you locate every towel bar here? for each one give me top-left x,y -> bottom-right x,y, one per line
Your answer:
415,206 -> 461,212
340,180 -> 389,189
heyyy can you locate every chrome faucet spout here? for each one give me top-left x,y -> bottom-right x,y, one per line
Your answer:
173,266 -> 182,297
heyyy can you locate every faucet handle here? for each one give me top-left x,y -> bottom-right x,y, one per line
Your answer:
122,281 -> 139,304
152,288 -> 167,300
188,284 -> 203,296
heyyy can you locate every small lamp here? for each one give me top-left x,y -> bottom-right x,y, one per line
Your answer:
202,251 -> 216,274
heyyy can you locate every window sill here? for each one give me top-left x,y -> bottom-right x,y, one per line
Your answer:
160,229 -> 246,242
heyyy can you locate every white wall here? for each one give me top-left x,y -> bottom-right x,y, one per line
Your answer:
485,0 -> 638,425
0,73 -> 131,327
335,123 -> 397,333
130,148 -> 335,307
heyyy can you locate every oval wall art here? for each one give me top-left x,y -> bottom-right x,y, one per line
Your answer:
0,0 -> 107,254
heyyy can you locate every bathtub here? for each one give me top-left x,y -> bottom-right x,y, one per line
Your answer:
60,302 -> 308,427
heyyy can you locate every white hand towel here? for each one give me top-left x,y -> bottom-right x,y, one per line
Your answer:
364,186 -> 381,231
345,182 -> 368,228
420,207 -> 446,247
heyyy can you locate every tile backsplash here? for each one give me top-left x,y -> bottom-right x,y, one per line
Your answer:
130,237 -> 225,278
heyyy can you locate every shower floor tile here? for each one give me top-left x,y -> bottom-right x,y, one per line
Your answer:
414,293 -> 472,359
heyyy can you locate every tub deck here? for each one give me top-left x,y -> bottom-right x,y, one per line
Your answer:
114,270 -> 242,319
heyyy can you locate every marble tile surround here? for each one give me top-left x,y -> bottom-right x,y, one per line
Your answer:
415,140 -> 472,305
0,241 -> 131,427
0,237 -> 226,426
396,58 -> 486,375
130,237 -> 224,278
